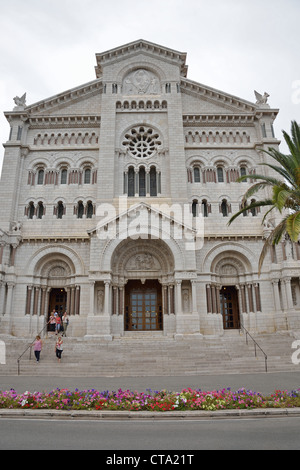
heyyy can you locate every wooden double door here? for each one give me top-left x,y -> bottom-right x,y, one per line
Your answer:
220,286 -> 240,329
125,280 -> 163,331
48,288 -> 67,318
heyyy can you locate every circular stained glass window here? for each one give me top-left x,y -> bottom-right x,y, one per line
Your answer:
123,126 -> 161,159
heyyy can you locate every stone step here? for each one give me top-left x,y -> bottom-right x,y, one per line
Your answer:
0,332 -> 297,377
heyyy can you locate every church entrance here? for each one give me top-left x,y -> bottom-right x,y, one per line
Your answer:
125,280 -> 163,331
48,288 -> 67,319
220,286 -> 240,329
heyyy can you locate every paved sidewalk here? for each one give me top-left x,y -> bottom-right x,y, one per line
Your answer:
0,371 -> 299,394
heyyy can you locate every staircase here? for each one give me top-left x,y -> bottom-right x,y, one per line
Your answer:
0,331 -> 298,377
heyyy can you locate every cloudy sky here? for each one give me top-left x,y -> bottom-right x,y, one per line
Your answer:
0,0 -> 299,172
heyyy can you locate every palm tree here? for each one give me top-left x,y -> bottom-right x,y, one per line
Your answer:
228,120 -> 300,274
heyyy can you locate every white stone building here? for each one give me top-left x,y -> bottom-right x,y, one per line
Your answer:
0,39 -> 299,339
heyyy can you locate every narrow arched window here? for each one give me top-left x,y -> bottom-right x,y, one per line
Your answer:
150,167 -> 157,196
57,201 -> 64,219
77,201 -> 84,219
84,168 -> 91,184
192,200 -> 198,217
61,169 -> 67,184
37,169 -> 44,185
28,202 -> 35,219
37,202 -> 44,219
193,167 -> 201,183
221,199 -> 228,217
128,167 -> 135,197
86,201 -> 94,219
217,167 -> 224,183
240,166 -> 247,182
250,199 -> 257,216
202,199 -> 208,217
139,167 -> 146,197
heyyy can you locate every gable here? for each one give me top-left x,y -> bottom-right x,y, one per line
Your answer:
181,78 -> 256,114
26,79 -> 103,117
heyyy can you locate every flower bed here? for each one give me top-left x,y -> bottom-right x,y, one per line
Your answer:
0,388 -> 300,411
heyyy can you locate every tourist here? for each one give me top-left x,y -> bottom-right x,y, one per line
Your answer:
49,311 -> 56,336
32,336 -> 42,362
55,336 -> 63,363
55,314 -> 62,335
62,312 -> 69,337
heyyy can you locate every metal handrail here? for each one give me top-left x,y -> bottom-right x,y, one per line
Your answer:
240,323 -> 268,373
17,320 -> 50,375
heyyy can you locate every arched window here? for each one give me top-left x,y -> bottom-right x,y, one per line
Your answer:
86,201 -> 94,219
150,167 -> 157,196
193,167 -> 201,183
202,199 -> 208,217
240,166 -> 247,182
250,199 -> 257,216
217,166 -> 224,183
37,169 -> 44,185
139,167 -> 146,197
221,199 -> 228,217
61,169 -> 68,184
37,202 -> 44,219
28,202 -> 35,219
128,167 -> 135,197
192,199 -> 198,217
57,201 -> 64,219
84,168 -> 91,184
77,201 -> 84,219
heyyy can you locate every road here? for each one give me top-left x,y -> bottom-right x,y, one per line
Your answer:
1,416 -> 300,450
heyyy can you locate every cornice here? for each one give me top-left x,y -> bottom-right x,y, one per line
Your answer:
28,115 -> 101,129
183,114 -> 256,127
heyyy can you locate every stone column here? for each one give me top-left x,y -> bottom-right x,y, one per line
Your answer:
89,282 -> 95,316
5,283 -> 14,316
163,285 -> 169,315
175,280 -> 182,315
104,281 -> 111,316
169,284 -> 174,314
191,280 -> 198,314
206,284 -> 212,313
240,284 -> 247,314
284,277 -> 293,310
272,279 -> 281,311
40,287 -> 47,316
26,285 -> 33,316
75,286 -> 80,315
0,282 -> 6,315
247,284 -> 254,312
33,286 -> 40,316
70,286 -> 75,315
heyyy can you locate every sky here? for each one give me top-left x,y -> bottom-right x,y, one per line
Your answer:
0,0 -> 299,173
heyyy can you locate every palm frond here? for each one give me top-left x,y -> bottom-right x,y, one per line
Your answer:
286,211 -> 300,242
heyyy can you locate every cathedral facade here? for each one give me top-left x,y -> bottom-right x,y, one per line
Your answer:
0,39 -> 299,339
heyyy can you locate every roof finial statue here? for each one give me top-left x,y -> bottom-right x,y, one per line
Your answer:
13,93 -> 27,109
254,90 -> 270,107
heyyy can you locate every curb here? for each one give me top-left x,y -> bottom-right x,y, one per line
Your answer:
1,407 -> 300,420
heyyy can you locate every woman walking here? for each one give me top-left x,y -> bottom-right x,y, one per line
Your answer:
55,336 -> 63,363
33,336 -> 42,363
62,312 -> 69,337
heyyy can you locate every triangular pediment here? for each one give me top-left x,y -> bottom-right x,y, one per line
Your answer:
95,39 -> 188,78
88,201 -> 198,240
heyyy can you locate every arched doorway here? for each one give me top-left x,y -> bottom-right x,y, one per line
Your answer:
220,286 -> 240,329
125,280 -> 162,331
48,288 -> 67,318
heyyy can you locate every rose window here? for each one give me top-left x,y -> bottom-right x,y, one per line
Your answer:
123,126 -> 161,159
